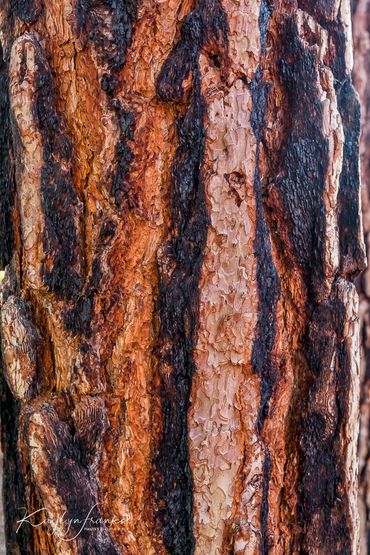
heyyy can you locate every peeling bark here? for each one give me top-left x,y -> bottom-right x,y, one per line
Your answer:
0,1 -> 365,554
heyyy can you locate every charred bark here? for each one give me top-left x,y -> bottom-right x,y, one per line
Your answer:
0,1 -> 365,554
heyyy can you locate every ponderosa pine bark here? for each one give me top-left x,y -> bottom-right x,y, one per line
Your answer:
0,1 -> 366,554
353,1 -> 370,552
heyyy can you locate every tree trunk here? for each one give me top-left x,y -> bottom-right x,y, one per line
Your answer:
353,1 -> 370,553
0,1 -> 365,554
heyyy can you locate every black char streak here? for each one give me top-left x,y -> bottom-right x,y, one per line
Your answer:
276,17 -> 329,300
249,4 -> 280,551
0,44 -> 12,269
76,0 -> 138,208
31,45 -> 83,301
22,404 -> 119,555
301,296 -> 352,554
270,15 -> 364,554
153,2 -> 228,554
12,0 -> 43,24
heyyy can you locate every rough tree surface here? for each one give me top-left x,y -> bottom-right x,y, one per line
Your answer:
353,0 -> 370,553
0,1 -> 365,554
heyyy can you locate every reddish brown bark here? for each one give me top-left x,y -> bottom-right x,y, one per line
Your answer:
0,1 -> 366,554
353,0 -> 370,552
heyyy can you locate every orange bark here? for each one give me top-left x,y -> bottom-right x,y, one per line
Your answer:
0,1 -> 366,554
